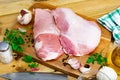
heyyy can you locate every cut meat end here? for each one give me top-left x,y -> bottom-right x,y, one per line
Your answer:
59,35 -> 77,56
33,7 -> 101,60
52,8 -> 101,56
33,8 -> 63,61
52,9 -> 69,33
33,8 -> 60,39
35,34 -> 63,61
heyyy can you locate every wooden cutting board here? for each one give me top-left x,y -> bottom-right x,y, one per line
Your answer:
13,2 -> 111,78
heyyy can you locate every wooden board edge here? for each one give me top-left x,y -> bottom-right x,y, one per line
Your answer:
14,2 -> 112,78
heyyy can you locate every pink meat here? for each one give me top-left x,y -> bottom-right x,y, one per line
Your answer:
33,9 -> 63,61
33,9 -> 60,39
52,8 -> 101,56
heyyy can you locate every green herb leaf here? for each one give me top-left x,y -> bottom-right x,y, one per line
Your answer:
103,57 -> 107,62
20,31 -> 26,35
22,55 -> 34,63
22,55 -> 39,69
3,28 -> 26,53
16,46 -> 23,53
86,56 -> 95,64
11,40 -> 23,53
86,51 -> 107,66
28,62 -> 39,68
16,36 -> 24,44
4,28 -> 9,36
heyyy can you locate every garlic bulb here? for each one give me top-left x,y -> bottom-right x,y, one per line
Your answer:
96,66 -> 117,80
17,9 -> 32,25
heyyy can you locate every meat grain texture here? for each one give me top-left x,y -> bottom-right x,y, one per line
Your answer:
33,8 -> 101,61
52,8 -> 101,56
33,9 -> 63,61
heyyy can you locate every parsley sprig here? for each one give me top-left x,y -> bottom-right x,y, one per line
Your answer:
4,28 -> 25,53
86,51 -> 107,66
22,55 -> 34,63
22,55 -> 39,69
28,62 -> 39,68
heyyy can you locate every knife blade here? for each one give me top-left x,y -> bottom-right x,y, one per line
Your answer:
0,72 -> 67,80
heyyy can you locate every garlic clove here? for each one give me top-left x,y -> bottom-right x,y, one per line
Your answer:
68,58 -> 79,65
17,9 -> 32,25
96,66 -> 117,80
70,62 -> 80,69
68,58 -> 81,69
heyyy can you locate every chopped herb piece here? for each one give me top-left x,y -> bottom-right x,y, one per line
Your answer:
28,62 -> 39,68
22,55 -> 39,69
86,51 -> 107,66
4,28 -> 26,52
4,28 -> 9,36
86,56 -> 95,64
22,55 -> 34,63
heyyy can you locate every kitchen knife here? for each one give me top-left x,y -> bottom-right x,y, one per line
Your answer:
0,72 -> 67,80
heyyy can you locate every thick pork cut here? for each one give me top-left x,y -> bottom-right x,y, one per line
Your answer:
52,8 -> 101,56
33,9 -> 63,61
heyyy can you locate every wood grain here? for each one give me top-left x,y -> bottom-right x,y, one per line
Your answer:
44,0 -> 85,6
12,2 -> 111,78
59,0 -> 120,19
0,0 -> 34,16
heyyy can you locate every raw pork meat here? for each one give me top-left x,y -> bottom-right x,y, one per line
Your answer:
33,9 -> 63,61
52,8 -> 101,56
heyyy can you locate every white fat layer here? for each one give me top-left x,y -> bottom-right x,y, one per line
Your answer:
34,29 -> 59,40
60,8 -> 101,55
65,16 -> 101,48
35,41 -> 43,51
42,52 -> 59,61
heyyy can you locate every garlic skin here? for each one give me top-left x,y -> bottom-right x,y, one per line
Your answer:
18,27 -> 26,32
68,58 -> 80,69
96,66 -> 117,80
17,9 -> 32,25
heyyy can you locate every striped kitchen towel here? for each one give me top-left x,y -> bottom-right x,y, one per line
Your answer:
98,7 -> 120,46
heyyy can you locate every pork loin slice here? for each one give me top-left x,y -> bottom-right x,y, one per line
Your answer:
33,9 -> 60,39
33,9 -> 63,61
52,8 -> 101,56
